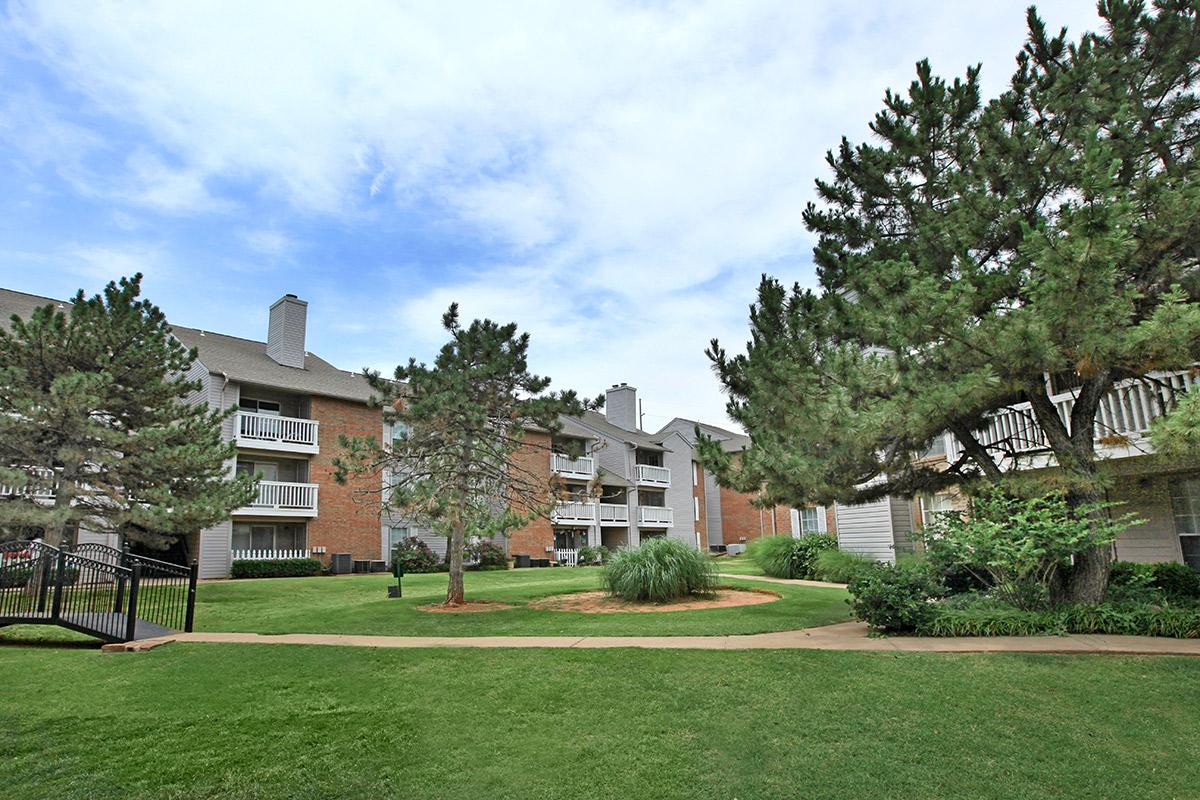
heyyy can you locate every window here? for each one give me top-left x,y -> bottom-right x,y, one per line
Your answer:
239,397 -> 281,415
920,493 -> 958,526
389,526 -> 410,548
232,523 -> 305,554
1169,476 -> 1200,570
692,462 -> 698,487
798,507 -> 821,534
391,421 -> 410,447
693,497 -> 700,521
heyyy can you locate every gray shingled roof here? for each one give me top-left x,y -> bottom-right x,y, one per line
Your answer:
0,287 -> 375,404
576,409 -> 667,451
657,417 -> 751,453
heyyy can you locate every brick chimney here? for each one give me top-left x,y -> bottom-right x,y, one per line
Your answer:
605,383 -> 638,431
266,294 -> 307,369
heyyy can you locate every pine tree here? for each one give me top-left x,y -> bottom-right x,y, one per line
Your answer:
335,304 -> 599,606
0,275 -> 257,549
702,1 -> 1200,603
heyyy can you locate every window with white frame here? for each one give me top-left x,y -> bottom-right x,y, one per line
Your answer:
919,493 -> 958,526
1169,476 -> 1200,570
693,496 -> 700,521
798,506 -> 821,534
388,526 -> 410,552
692,462 -> 698,486
232,523 -> 305,554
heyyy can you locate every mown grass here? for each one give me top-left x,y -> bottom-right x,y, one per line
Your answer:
1,643 -> 1198,799
709,554 -> 766,576
0,566 -> 849,643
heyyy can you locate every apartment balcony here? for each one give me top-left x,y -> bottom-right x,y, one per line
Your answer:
946,367 -> 1200,470
234,481 -> 319,517
236,411 -> 320,455
551,453 -> 594,480
598,503 -> 629,526
635,464 -> 671,488
637,506 -> 674,527
0,467 -> 57,500
552,501 -> 597,526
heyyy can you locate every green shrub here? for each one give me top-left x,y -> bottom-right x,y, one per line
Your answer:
577,545 -> 611,566
812,548 -> 873,583
1107,561 -> 1200,605
230,558 -> 322,579
603,538 -> 716,602
847,562 -> 945,633
1106,561 -> 1161,604
747,534 -> 837,579
920,602 -> 1200,638
1151,561 -> 1200,602
919,487 -> 1135,609
390,536 -> 441,574
465,539 -> 508,568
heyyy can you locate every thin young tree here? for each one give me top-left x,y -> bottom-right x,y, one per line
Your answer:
701,1 -> 1200,603
335,304 -> 598,606
0,275 -> 257,549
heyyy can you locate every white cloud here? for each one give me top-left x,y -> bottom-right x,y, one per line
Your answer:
242,229 -> 296,258
4,0 -> 1104,425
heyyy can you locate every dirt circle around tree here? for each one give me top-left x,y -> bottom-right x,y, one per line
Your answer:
419,601 -> 515,613
527,587 -> 781,614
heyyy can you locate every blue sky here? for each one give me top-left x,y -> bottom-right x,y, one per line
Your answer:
0,0 -> 1102,429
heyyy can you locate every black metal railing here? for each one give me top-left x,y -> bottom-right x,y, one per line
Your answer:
0,539 -> 198,642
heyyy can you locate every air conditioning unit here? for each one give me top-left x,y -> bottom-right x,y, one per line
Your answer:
726,544 -> 746,555
330,553 -> 353,574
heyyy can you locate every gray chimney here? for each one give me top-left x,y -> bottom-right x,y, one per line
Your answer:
266,294 -> 308,369
605,383 -> 638,431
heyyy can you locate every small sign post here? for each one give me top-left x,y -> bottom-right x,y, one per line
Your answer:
387,559 -> 404,599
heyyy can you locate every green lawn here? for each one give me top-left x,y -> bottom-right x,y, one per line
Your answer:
1,642 -> 1197,799
187,566 -> 846,637
0,567 -> 847,644
709,554 -> 766,575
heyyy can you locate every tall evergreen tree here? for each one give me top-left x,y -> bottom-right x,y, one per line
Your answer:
702,1 -> 1200,603
335,304 -> 598,606
0,275 -> 257,549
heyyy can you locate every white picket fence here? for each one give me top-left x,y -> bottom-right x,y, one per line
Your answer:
554,548 -> 579,566
231,549 -> 311,561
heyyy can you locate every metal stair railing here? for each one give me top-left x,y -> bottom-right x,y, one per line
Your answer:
0,539 -> 198,642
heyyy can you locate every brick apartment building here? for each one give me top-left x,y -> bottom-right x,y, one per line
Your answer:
1,286 -> 804,574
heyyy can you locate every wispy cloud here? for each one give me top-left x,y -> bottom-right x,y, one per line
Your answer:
0,0 -> 1104,425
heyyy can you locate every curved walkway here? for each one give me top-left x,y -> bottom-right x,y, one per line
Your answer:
106,621 -> 1200,656
717,573 -> 848,589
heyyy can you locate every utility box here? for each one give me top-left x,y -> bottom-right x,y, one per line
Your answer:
330,553 -> 353,574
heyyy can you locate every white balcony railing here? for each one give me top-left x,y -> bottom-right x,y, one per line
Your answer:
232,548 -> 311,561
237,481 -> 319,517
0,467 -> 58,499
947,368 -> 1200,468
635,464 -> 671,487
552,501 -> 597,525
236,411 -> 320,454
637,506 -> 674,527
551,452 -> 594,479
598,503 -> 629,525
555,548 -> 579,566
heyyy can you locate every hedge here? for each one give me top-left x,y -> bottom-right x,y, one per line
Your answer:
231,558 -> 323,579
920,603 -> 1200,638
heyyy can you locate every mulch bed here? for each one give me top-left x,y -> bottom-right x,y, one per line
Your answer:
527,588 -> 780,614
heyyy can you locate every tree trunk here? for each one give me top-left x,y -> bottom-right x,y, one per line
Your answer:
445,519 -> 466,606
1063,486 -> 1114,604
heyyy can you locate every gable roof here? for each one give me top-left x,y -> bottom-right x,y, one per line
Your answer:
656,416 -> 751,453
0,287 -> 375,404
572,409 -> 667,451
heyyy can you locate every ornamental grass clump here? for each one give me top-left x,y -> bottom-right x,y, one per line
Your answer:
748,534 -> 837,579
603,537 -> 716,602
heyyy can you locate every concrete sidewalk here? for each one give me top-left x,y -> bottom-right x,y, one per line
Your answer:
107,621 -> 1200,656
717,573 -> 849,589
